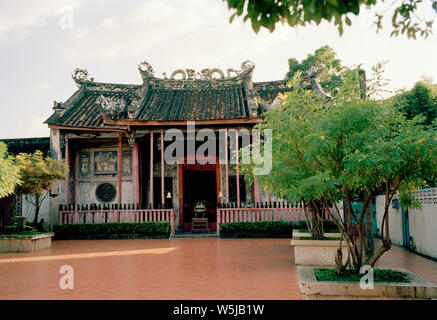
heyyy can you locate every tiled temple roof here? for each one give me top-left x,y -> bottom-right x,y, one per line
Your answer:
0,137 -> 50,156
253,80 -> 293,103
45,61 -> 318,130
136,84 -> 249,121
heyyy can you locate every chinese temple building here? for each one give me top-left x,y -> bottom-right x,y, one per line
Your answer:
45,60 -> 324,233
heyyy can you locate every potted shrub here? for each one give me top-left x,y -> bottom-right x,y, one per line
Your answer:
0,216 -> 54,253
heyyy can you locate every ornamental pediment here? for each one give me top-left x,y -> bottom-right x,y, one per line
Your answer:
138,60 -> 255,89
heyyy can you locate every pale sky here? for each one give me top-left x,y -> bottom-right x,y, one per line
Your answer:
0,0 -> 436,139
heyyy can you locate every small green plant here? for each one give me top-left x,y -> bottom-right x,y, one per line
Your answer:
4,216 -> 38,234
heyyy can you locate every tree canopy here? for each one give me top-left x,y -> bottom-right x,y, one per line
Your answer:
392,79 -> 437,127
15,150 -> 67,225
286,45 -> 347,97
15,150 -> 66,196
240,71 -> 437,272
0,142 -> 21,199
225,0 -> 437,38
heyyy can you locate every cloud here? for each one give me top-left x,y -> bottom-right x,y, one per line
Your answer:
34,83 -> 52,93
0,0 -> 82,38
100,17 -> 119,30
59,0 -> 299,78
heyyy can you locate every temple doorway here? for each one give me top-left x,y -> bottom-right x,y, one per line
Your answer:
179,161 -> 220,232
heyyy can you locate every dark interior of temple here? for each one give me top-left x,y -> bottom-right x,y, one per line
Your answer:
182,170 -> 217,223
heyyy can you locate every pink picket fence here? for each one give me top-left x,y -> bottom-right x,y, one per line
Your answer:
58,208 -> 175,234
216,204 -> 330,235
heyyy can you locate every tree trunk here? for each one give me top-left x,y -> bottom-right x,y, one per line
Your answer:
33,193 -> 40,225
365,193 -> 374,259
305,200 -> 324,239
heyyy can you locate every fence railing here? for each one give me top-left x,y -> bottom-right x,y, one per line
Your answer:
58,204 -> 175,234
216,202 -> 330,235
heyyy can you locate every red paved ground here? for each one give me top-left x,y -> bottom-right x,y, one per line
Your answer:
0,238 -> 436,300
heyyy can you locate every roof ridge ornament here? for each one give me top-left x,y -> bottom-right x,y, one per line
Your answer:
138,59 -> 254,83
227,60 -> 255,79
302,66 -> 330,98
138,60 -> 155,81
72,68 -> 94,87
96,94 -> 127,120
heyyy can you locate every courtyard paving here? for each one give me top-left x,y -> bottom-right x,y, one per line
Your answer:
0,238 -> 436,299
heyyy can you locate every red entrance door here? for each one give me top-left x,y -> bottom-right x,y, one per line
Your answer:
178,157 -> 221,231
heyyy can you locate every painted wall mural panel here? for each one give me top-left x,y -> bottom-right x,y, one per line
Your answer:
79,152 -> 91,178
94,151 -> 117,174
122,151 -> 132,177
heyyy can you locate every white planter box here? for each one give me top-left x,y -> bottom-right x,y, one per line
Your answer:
298,267 -> 437,300
290,237 -> 347,266
0,233 -> 54,253
293,231 -> 342,238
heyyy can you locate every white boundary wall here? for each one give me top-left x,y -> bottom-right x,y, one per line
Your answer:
20,191 -> 50,229
375,188 -> 437,260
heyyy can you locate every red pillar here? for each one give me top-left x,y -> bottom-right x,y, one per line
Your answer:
72,149 -> 76,204
225,128 -> 229,203
178,164 -> 183,226
118,134 -> 123,204
236,129 -> 240,207
149,131 -> 154,207
161,129 -> 165,206
132,141 -> 140,205
64,136 -> 70,205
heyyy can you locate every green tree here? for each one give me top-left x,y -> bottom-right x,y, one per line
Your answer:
225,0 -> 437,38
15,151 -> 67,227
0,142 -> 21,199
286,45 -> 346,96
240,72 -> 437,274
392,79 -> 437,127
286,45 -> 389,99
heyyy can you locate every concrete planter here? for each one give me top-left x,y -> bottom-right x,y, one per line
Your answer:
298,267 -> 437,300
0,233 -> 54,253
290,237 -> 347,266
293,230 -> 342,238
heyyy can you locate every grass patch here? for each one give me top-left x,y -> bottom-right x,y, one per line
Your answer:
314,268 -> 409,283
0,231 -> 46,236
297,236 -> 342,240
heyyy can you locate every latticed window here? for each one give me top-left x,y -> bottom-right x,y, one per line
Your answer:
95,183 -> 117,203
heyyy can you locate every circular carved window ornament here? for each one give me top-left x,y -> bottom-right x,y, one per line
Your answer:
95,183 -> 117,203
